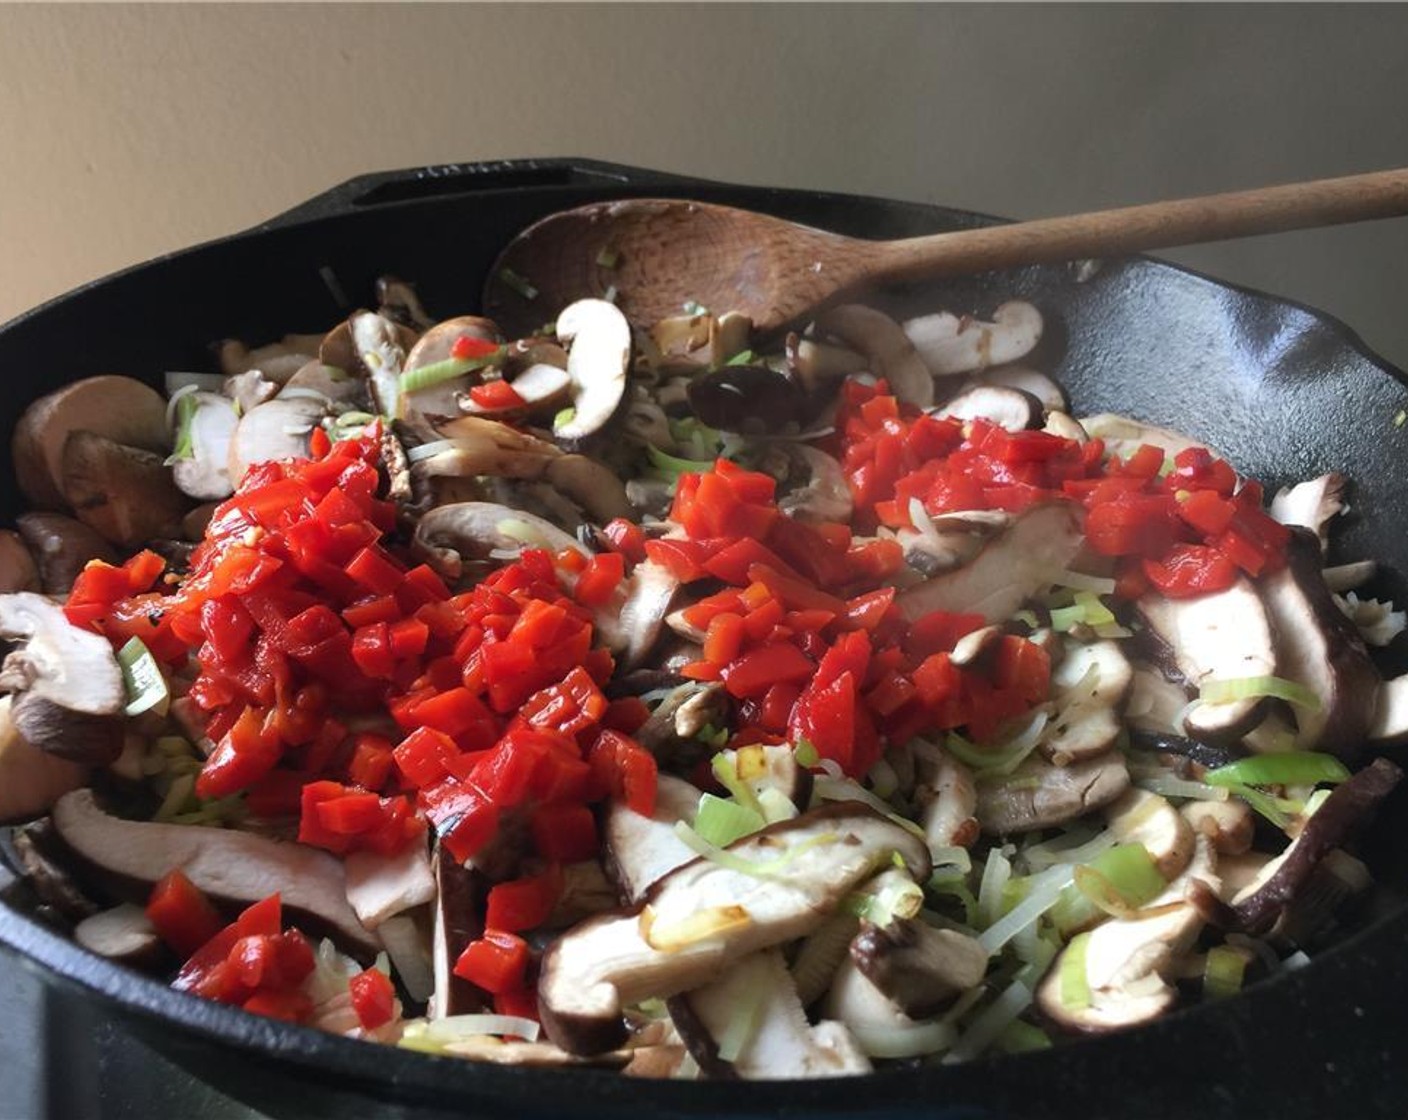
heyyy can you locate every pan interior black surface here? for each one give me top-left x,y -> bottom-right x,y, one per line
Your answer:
1,158 -> 1406,1120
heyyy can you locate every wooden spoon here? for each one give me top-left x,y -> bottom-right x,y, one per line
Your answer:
482,167 -> 1408,335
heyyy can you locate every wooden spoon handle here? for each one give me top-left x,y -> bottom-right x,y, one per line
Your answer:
872,167 -> 1408,281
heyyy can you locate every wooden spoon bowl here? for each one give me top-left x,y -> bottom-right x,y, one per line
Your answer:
483,169 -> 1408,337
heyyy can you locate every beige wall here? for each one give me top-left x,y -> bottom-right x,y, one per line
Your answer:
4,3 -> 1408,366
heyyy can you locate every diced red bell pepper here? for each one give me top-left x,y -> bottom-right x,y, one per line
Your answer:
485,864 -> 565,933
719,642 -> 815,699
1143,543 -> 1239,598
349,967 -> 398,1030
146,870 -> 226,957
454,930 -> 530,994
529,803 -> 599,863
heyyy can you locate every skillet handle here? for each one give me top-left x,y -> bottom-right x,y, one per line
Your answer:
257,158 -> 701,230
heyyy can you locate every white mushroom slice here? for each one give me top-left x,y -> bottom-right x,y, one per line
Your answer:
350,310 -> 410,419
778,445 -> 852,523
976,754 -> 1131,835
1322,560 -> 1376,594
821,956 -> 928,1054
594,559 -> 679,670
74,903 -> 163,967
959,364 -> 1068,414
543,454 -> 634,524
226,398 -> 326,488
604,775 -> 702,903
902,301 -> 1043,377
915,749 -> 979,849
1041,640 -> 1134,765
280,361 -> 364,407
13,376 -> 170,509
935,386 -> 1043,431
0,593 -> 125,764
785,334 -> 869,391
225,369 -> 279,414
1217,851 -> 1274,900
707,311 -> 753,368
1125,665 -> 1193,736
848,917 -> 988,1020
398,316 -> 502,415
219,336 -> 320,382
1043,410 -> 1089,443
555,299 -> 631,443
537,803 -> 931,1055
1258,532 -> 1380,757
1136,578 -> 1276,742
0,695 -> 87,822
546,861 -> 619,929
343,841 -> 436,929
1076,414 -> 1211,461
1037,837 -> 1219,1033
51,789 -> 378,955
1369,673 -> 1408,745
674,950 -> 871,1078
1180,799 -> 1253,856
898,502 -> 1084,624
948,625 -> 1004,668
412,502 -> 585,580
1103,789 -> 1194,880
815,304 -> 933,408
170,391 -> 239,500
1270,473 -> 1346,553
60,432 -> 190,547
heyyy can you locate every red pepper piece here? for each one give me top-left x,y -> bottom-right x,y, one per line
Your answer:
146,870 -> 226,957
454,930 -> 530,994
485,864 -> 565,933
349,967 -> 398,1029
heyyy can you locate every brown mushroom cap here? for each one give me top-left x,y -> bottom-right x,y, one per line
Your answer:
13,376 -> 170,510
60,431 -> 191,547
16,513 -> 119,595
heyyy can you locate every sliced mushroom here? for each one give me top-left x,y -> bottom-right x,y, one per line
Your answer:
430,850 -> 485,1019
400,316 -> 504,415
1136,578 -> 1276,743
1270,473 -> 1346,553
1037,836 -> 1219,1032
281,361 -> 365,407
375,275 -> 436,331
224,369 -> 279,415
226,398 -> 326,488
915,748 -> 979,849
0,593 -> 125,764
849,917 -> 987,1019
717,742 -> 812,811
948,624 -> 1004,668
0,695 -> 87,821
13,376 -> 170,509
935,386 -> 1043,431
632,682 -> 730,768
590,560 -> 680,672
1368,673 -> 1408,745
815,305 -> 933,408
777,445 -> 852,523
343,841 -> 436,930
546,860 -> 619,929
976,753 -> 1131,835
168,391 -> 239,500
412,502 -> 584,581
462,365 -> 574,421
902,301 -> 1043,377
73,903 -> 164,969
12,818 -> 100,921
1230,758 -> 1402,934
58,431 -> 190,547
1043,411 -> 1089,443
348,310 -> 414,419
1322,559 -> 1377,594
51,789 -> 379,956
957,364 -> 1068,414
1104,789 -> 1194,880
0,531 -> 40,594
543,455 -> 634,525
1076,414 -> 1211,461
1258,530 -> 1380,761
419,415 -> 562,481
554,299 -> 631,444
784,333 -> 869,392
671,949 -> 871,1079
898,502 -> 1085,624
1041,640 -> 1134,765
603,774 -> 702,903
219,335 -> 321,382
687,365 -> 806,433
537,803 -> 931,1055
1180,799 -> 1254,856
1124,664 -> 1194,736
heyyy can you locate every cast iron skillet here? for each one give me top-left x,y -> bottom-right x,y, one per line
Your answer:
1,159 -> 1406,1120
